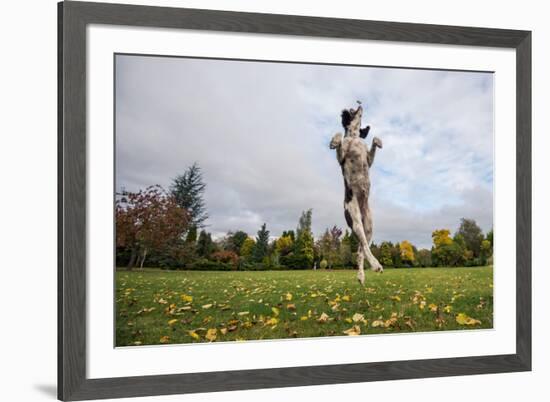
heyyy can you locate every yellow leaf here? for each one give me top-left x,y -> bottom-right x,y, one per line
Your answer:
456,313 -> 481,326
180,294 -> 193,303
390,295 -> 401,302
167,319 -> 178,326
419,300 -> 426,310
428,303 -> 438,312
188,330 -> 200,340
220,328 -> 228,335
300,316 -> 308,321
265,317 -> 279,326
205,328 -> 217,342
159,335 -> 170,344
345,318 -> 352,323
343,325 -> 361,336
202,303 -> 213,309
352,313 -> 365,323
237,311 -> 249,316
444,305 -> 452,313
317,312 -> 330,323
271,307 -> 280,316
371,319 -> 385,328
342,295 -> 351,302
285,292 -> 293,301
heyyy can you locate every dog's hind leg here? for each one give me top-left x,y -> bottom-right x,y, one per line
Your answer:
344,198 -> 378,285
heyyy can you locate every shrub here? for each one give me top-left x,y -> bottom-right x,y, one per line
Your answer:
320,259 -> 328,269
211,250 -> 239,269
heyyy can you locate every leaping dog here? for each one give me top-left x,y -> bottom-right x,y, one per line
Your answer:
330,103 -> 383,285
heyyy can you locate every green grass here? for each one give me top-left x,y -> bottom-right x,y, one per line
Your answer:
116,266 -> 493,346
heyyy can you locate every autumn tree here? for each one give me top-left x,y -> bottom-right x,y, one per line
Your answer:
432,229 -> 464,267
240,237 -> 256,258
399,240 -> 415,266
170,163 -> 209,229
115,185 -> 189,269
275,234 -> 294,256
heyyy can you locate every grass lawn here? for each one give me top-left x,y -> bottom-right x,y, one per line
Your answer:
115,266 -> 493,346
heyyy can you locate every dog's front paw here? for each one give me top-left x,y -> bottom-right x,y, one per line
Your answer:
330,133 -> 343,149
373,137 -> 383,149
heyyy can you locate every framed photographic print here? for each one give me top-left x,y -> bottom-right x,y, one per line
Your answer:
58,1 -> 531,400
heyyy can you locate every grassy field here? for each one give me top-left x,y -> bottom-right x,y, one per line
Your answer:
115,267 -> 493,346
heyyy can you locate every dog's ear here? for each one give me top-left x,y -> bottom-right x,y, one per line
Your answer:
360,126 -> 370,139
341,109 -> 352,128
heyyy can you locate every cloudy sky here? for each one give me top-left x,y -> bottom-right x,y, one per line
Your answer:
115,54 -> 494,249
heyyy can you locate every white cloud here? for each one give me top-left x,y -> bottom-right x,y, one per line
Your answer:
116,55 -> 493,249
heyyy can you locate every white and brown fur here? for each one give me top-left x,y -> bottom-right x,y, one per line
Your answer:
330,105 -> 383,285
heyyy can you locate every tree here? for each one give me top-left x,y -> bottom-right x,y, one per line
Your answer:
253,223 -> 270,263
480,239 -> 492,264
379,241 -> 394,267
399,240 -> 415,266
431,229 -> 453,266
457,218 -> 484,258
115,185 -> 189,269
196,230 -> 215,258
281,230 -> 295,242
275,234 -> 294,256
294,209 -> 314,268
416,249 -> 432,267
240,237 -> 256,258
170,162 -> 209,229
432,229 -> 465,267
226,230 -> 249,255
339,231 -> 354,267
185,225 -> 198,244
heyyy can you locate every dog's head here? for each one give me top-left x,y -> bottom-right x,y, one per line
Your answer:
341,105 -> 363,135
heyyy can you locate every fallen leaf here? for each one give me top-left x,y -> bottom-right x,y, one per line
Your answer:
220,328 -> 228,335
317,312 -> 330,323
202,303 -> 213,309
237,311 -> 249,316
371,319 -> 385,328
271,307 -> 280,316
352,313 -> 365,323
300,316 -> 308,321
342,295 -> 351,302
188,330 -> 200,340
428,303 -> 438,312
285,292 -> 293,301
343,325 -> 361,336
159,335 -> 170,343
167,319 -> 178,326
456,313 -> 481,326
205,328 -> 217,342
180,294 -> 193,303
158,298 -> 168,305
287,303 -> 296,311
265,317 -> 279,326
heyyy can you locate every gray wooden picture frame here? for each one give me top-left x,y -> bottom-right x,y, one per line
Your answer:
58,1 -> 532,400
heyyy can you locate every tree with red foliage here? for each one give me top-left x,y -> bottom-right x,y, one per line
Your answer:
116,185 -> 189,269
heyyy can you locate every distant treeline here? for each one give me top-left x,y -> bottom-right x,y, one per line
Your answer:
116,163 -> 493,271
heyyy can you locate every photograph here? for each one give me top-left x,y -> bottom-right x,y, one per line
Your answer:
114,54 -> 494,346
